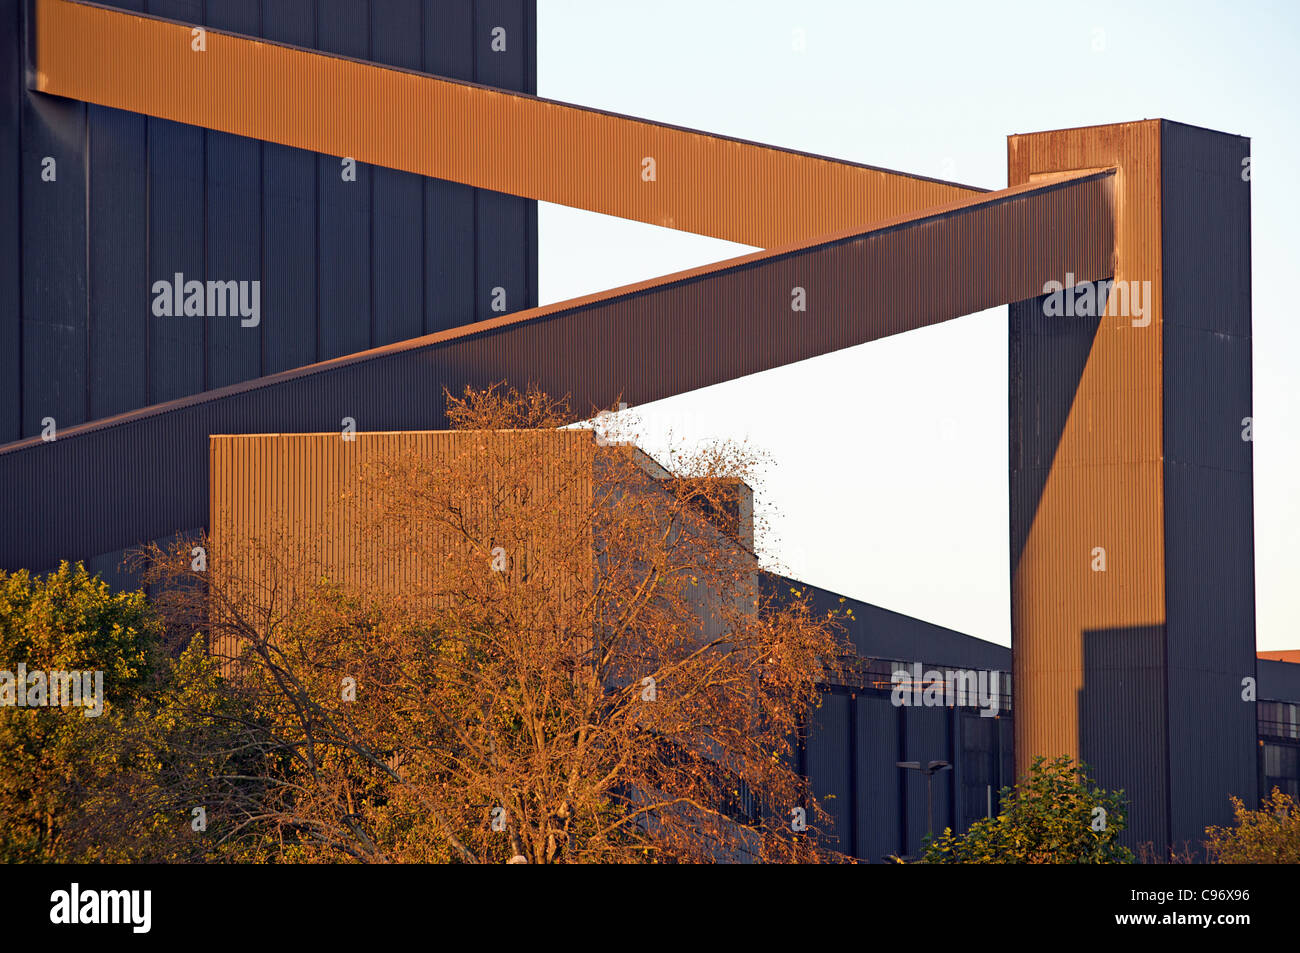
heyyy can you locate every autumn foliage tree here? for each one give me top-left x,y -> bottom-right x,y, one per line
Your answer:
1204,788 -> 1300,863
0,562 -> 246,863
142,383 -> 853,863
918,756 -> 1135,864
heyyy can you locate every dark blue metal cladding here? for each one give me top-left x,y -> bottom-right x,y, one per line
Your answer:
88,101 -> 148,419
805,692 -> 851,853
779,574 -> 1013,672
474,0 -> 536,322
422,0 -> 476,334
1160,120 -> 1258,844
204,0 -> 263,389
425,181 -> 476,333
1078,624 -> 1168,849
372,0 -> 425,348
145,0 -> 207,404
0,0 -> 23,442
767,576 -> 1013,859
316,0 -> 372,361
262,0 -> 318,375
958,712 -> 1000,832
855,694 -> 901,862
3,0 -> 537,437
147,114 -> 205,402
902,707 -> 952,855
1259,661 -> 1300,704
20,60 -> 86,439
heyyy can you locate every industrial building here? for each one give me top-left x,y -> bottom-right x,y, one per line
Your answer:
1,0 -> 1297,859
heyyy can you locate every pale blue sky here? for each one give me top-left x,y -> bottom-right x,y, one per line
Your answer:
535,0 -> 1299,650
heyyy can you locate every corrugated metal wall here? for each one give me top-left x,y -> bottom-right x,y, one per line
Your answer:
1,0 -> 537,443
1159,120 -> 1257,844
34,0 -> 981,251
1009,121 -> 1168,849
769,576 -> 1013,860
208,428 -> 596,660
1008,120 -> 1257,851
1260,660 -> 1300,703
0,172 -> 1114,574
0,0 -> 19,443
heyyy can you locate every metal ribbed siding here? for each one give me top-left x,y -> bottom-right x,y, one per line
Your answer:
208,429 -> 601,664
1009,120 -> 1257,850
0,0 -> 20,441
767,575 -> 1013,861
1008,124 -> 1165,846
34,0 -> 983,252
1159,120 -> 1257,844
805,693 -> 851,853
261,0 -> 318,374
0,173 -> 1114,571
1259,660 -> 1300,703
902,706 -> 952,853
208,429 -> 595,660
2,0 -> 537,440
854,693 -> 901,862
784,574 -> 1013,672
89,74 -> 148,418
20,42 -> 88,440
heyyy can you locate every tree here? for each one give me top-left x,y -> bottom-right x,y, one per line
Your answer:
918,755 -> 1135,863
1204,788 -> 1300,863
0,562 -> 255,862
141,383 -> 854,863
0,562 -> 159,861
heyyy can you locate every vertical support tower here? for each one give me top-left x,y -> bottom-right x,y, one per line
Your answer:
1009,120 -> 1256,849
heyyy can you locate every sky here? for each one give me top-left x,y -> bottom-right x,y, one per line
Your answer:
533,0 -> 1300,650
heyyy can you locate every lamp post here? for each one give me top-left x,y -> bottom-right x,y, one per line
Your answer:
897,760 -> 952,842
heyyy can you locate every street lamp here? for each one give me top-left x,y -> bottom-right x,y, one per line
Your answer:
897,760 -> 952,841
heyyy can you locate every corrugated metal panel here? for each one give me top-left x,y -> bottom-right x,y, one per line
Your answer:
147,114 -> 205,402
21,72 -> 86,438
1259,660 -> 1300,703
0,172 -> 1114,571
902,706 -> 951,856
34,0 -> 983,250
88,102 -> 148,418
7,0 -> 537,437
958,712 -> 1003,832
1076,624 -> 1167,848
768,574 -> 1014,860
370,1 -> 425,348
262,134 -> 317,372
804,692 -> 851,852
0,0 -> 25,443
209,429 -> 597,662
1008,123 -> 1166,846
855,694 -> 901,862
315,0 -> 373,362
473,0 -> 534,320
1009,119 -> 1258,851
259,0 -> 317,378
1159,120 -> 1256,845
777,574 -> 1013,672
204,22 -> 263,392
